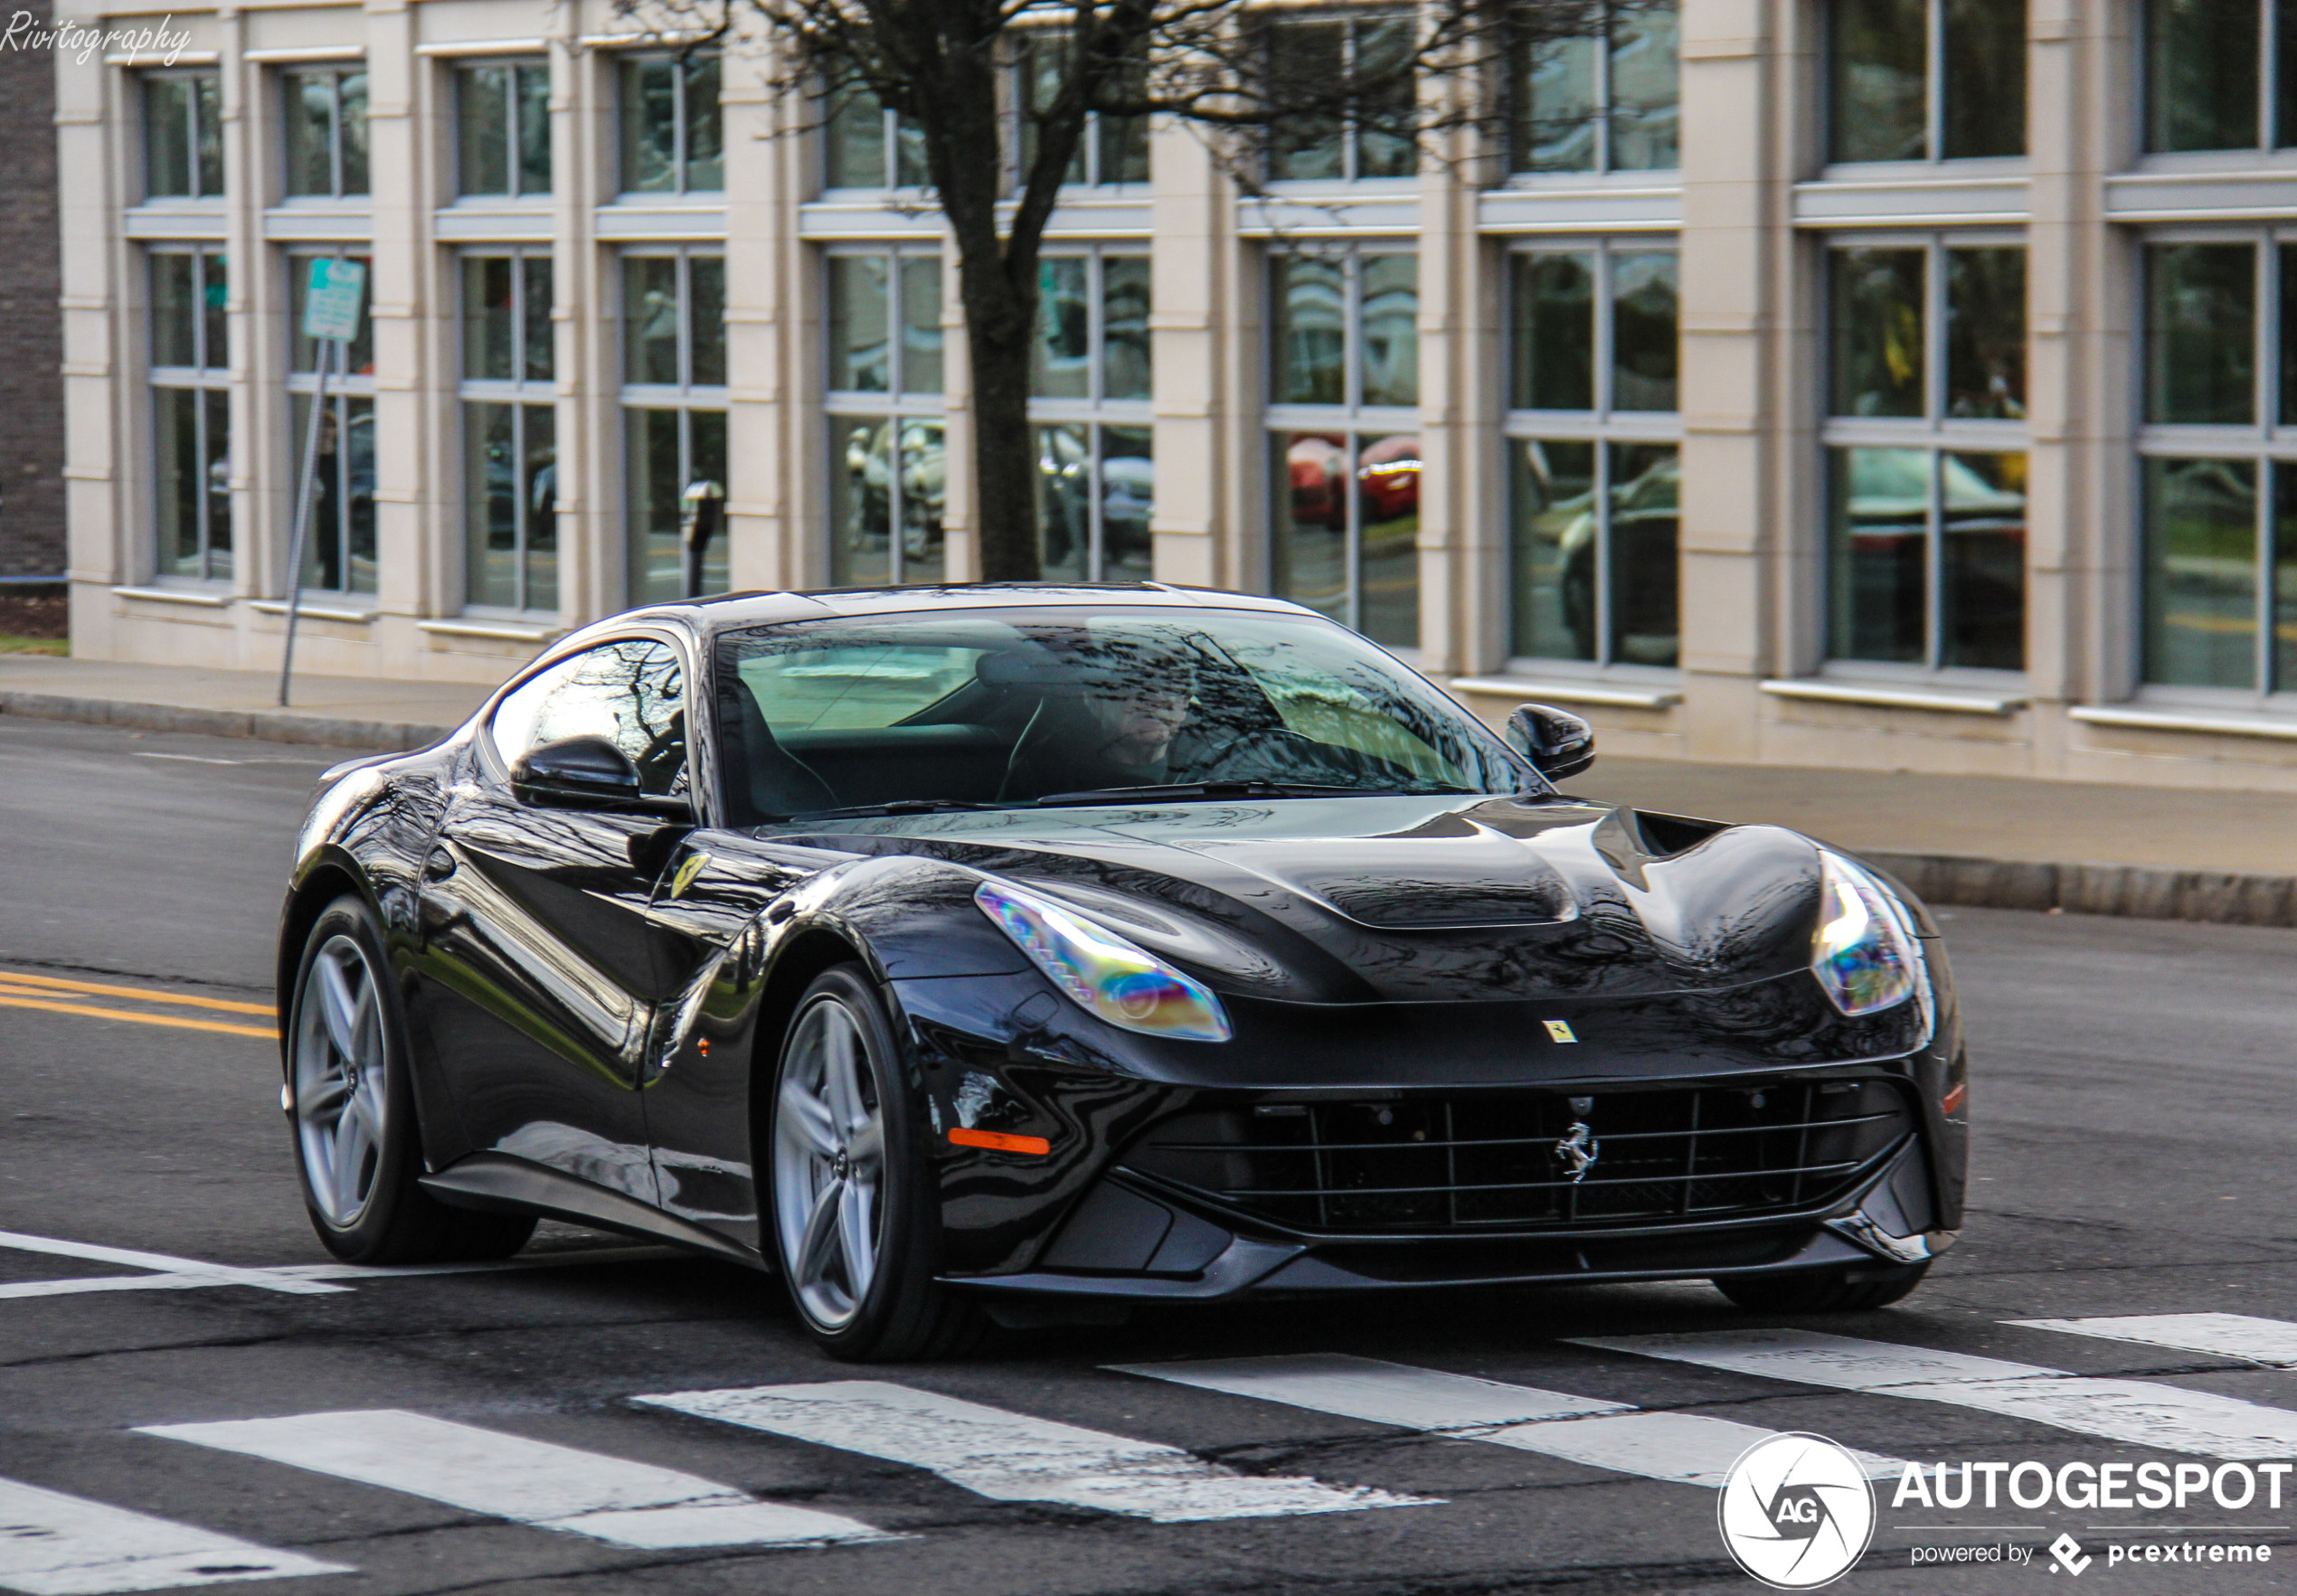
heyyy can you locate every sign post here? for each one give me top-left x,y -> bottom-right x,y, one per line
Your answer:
278,256 -> 365,708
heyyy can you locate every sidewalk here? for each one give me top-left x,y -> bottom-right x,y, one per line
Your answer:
6,653 -> 2295,928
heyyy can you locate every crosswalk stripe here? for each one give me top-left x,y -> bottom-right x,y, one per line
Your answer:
137,1411 -> 895,1551
2008,1313 -> 2297,1368
634,1381 -> 1434,1522
0,1476 -> 349,1595
1575,1329 -> 2297,1460
0,1245 -> 676,1302
1106,1354 -> 1903,1488
0,1232 -> 346,1299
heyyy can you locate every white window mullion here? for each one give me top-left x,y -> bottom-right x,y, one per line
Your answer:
1924,0 -> 1946,164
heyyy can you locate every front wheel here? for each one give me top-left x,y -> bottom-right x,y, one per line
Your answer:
287,895 -> 535,1264
1714,1261 -> 1930,1314
768,965 -> 986,1361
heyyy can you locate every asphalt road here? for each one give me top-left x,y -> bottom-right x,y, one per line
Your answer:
5,713 -> 2297,1594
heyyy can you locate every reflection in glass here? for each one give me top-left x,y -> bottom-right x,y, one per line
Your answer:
831,417 -> 890,585
1943,0 -> 2024,158
203,389 -> 232,576
194,74 -> 222,196
1359,254 -> 1417,408
147,77 -> 194,197
630,409 -> 682,603
287,71 -> 337,195
1266,20 -> 1345,180
1101,425 -> 1154,581
1940,451 -> 2025,671
1945,248 -> 2026,419
1356,433 -> 1420,648
517,66 -> 551,194
622,59 -> 678,193
293,392 -> 374,594
524,257 -> 553,382
826,86 -> 886,187
1829,249 -> 1924,417
2147,243 -> 2254,426
829,255 -> 889,392
339,71 -> 369,195
900,258 -> 941,394
1508,439 -> 1598,660
2146,456 -> 2258,689
896,420 -> 945,582
1272,255 -> 1345,404
1515,32 -> 1597,172
1273,431 -> 1348,625
625,256 -> 680,385
685,57 -> 723,191
1018,33 -> 1089,186
690,256 -> 726,387
2279,243 -> 2297,426
1608,442 -> 1679,666
1352,17 -> 1416,178
2148,0 -> 2259,154
1829,447 -> 1930,663
465,401 -> 555,611
152,253 -> 197,368
465,256 -> 515,382
1035,422 -> 1092,581
1829,0 -> 1926,163
203,252 -> 226,371
1103,257 -> 1151,399
458,65 -> 511,196
2277,467 -> 2297,691
156,387 -> 203,577
1035,259 -> 1090,398
1610,2 -> 1680,170
1612,251 -> 1678,412
1510,253 -> 1593,411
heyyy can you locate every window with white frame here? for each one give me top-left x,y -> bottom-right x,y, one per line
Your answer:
2137,236 -> 2297,696
1505,242 -> 1680,670
457,61 -> 552,197
1033,250 -> 1152,582
621,53 -> 722,194
150,247 -> 232,581
283,68 -> 369,199
623,247 -> 727,602
1823,236 -> 2027,675
822,84 -> 929,190
2145,0 -> 2296,153
1263,14 -> 1416,183
462,251 -> 556,613
1827,0 -> 2025,165
1268,247 -> 1418,647
826,245 -> 946,585
1012,31 -> 1150,186
144,71 -> 222,199
1510,2 -> 1679,175
286,248 -> 376,594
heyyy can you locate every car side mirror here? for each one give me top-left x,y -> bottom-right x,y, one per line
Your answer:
1505,704 -> 1595,784
511,735 -> 694,821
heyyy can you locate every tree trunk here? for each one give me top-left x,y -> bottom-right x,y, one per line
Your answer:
965,282 -> 1041,582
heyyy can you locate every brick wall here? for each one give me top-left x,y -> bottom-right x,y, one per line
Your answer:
0,0 -> 63,578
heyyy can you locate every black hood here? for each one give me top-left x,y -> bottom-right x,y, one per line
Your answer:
757,794 -> 1829,1006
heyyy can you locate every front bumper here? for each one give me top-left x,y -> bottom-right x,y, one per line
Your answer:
941,1136 -> 1954,1304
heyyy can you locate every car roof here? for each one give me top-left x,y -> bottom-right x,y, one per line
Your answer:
562,582 -> 1322,649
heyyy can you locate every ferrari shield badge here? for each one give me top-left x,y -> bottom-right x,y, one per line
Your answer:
669,851 -> 710,900
1543,1019 -> 1578,1044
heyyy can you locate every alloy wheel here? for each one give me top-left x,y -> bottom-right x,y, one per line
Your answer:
293,933 -> 390,1228
772,997 -> 885,1330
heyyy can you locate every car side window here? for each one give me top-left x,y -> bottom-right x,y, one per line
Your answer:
488,637 -> 689,797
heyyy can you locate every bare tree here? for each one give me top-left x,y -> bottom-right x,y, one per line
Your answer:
619,0 -> 1617,580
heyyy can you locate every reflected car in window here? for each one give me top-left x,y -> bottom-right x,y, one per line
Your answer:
277,584 -> 1968,1361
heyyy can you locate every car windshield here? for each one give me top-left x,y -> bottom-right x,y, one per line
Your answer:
713,606 -> 1529,822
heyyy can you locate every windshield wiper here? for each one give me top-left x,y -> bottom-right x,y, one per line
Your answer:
786,798 -> 996,821
1034,781 -> 1467,807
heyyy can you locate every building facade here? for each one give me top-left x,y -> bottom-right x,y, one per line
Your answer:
53,2 -> 2297,790
4,0 -> 66,579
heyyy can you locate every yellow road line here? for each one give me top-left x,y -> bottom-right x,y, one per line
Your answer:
0,969 -> 274,1017
0,992 -> 277,1040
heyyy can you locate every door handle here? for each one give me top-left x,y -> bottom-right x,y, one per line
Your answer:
422,845 -> 457,883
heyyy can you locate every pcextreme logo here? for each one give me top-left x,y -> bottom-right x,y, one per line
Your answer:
1718,1432 -> 1877,1590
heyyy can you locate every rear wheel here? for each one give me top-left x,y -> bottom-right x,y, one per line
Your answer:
768,965 -> 987,1361
1714,1261 -> 1930,1314
287,895 -> 535,1264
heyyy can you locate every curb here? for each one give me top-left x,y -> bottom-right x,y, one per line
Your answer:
1867,851 -> 2297,931
0,690 -> 451,752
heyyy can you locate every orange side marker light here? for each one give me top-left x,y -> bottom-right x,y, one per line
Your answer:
949,1128 -> 1051,1156
1941,1082 -> 1966,1115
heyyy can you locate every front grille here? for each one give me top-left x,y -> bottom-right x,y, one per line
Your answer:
1118,1079 -> 1912,1234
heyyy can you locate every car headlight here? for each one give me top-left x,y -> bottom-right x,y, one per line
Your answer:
974,880 -> 1233,1043
1811,852 -> 1926,1017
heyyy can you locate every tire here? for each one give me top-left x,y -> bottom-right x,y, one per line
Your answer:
286,894 -> 536,1265
1714,1261 -> 1931,1314
767,965 -> 988,1361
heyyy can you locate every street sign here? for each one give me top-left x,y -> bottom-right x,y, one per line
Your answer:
299,257 -> 365,343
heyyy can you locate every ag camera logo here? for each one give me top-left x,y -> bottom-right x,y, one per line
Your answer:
1718,1432 -> 1876,1589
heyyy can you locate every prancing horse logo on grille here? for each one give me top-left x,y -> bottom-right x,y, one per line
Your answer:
1555,1121 -> 1600,1183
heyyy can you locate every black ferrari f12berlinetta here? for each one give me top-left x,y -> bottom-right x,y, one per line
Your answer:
279,584 -> 1965,1359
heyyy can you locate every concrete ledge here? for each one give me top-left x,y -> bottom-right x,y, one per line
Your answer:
1866,851 -> 2297,930
0,691 -> 452,752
